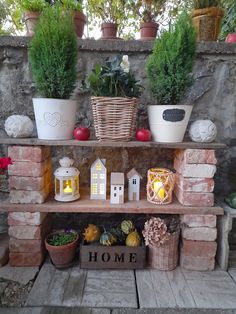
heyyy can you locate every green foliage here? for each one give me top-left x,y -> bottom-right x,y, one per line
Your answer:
87,0 -> 126,23
0,0 -> 24,35
192,0 -> 221,9
60,0 -> 82,11
84,55 -> 142,98
146,12 -> 196,105
29,5 -> 78,99
21,0 -> 48,12
47,231 -> 77,246
220,0 -> 236,40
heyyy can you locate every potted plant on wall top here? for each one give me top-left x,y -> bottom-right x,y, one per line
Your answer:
29,5 -> 78,140
146,12 -> 196,143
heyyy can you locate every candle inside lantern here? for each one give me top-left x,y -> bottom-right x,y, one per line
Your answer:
64,180 -> 72,194
153,180 -> 165,200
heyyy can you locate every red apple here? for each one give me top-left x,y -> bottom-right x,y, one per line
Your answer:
225,33 -> 236,43
135,128 -> 151,142
73,127 -> 90,141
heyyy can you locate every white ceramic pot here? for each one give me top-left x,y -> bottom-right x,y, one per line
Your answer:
33,98 -> 77,140
148,105 -> 193,143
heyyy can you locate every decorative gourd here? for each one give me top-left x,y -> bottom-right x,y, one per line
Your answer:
121,220 -> 135,235
83,224 -> 101,243
225,192 -> 236,209
100,231 -> 117,246
126,231 -> 141,247
110,227 -> 126,245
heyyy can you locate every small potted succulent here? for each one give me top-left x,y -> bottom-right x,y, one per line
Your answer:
146,12 -> 196,142
142,217 -> 180,270
29,5 -> 78,140
21,0 -> 48,36
192,0 -> 224,41
45,228 -> 79,268
87,0 -> 126,39
84,55 -> 142,141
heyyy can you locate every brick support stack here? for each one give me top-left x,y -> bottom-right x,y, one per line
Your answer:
8,212 -> 52,266
8,146 -> 52,204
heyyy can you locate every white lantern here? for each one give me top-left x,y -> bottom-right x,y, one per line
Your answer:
54,157 -> 80,202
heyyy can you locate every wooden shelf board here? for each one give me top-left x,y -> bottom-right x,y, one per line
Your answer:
0,192 -> 223,215
0,137 -> 226,149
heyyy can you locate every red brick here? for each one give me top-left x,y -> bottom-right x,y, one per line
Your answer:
8,146 -> 50,163
174,159 -> 216,178
182,226 -> 217,241
180,254 -> 215,271
8,158 -> 51,177
9,252 -> 45,266
181,214 -> 216,228
175,149 -> 217,165
9,182 -> 51,204
174,185 -> 214,207
175,173 -> 214,193
182,239 -> 217,257
9,238 -> 45,253
8,212 -> 48,226
9,168 -> 52,191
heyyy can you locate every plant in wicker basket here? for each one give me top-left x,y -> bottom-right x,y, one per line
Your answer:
84,55 -> 143,142
142,217 -> 180,270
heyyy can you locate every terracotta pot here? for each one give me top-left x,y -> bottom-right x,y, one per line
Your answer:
101,22 -> 118,39
192,7 -> 224,41
45,231 -> 79,268
140,22 -> 158,40
74,11 -> 86,38
24,10 -> 40,36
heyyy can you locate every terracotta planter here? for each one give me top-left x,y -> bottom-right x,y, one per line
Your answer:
24,10 -> 40,36
45,231 -> 79,268
101,22 -> 118,39
74,11 -> 86,38
140,22 -> 158,40
192,7 -> 224,41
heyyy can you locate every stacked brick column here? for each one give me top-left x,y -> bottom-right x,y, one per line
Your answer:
174,149 -> 218,271
8,146 -> 52,204
7,146 -> 53,266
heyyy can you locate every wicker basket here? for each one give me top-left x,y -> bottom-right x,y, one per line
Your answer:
91,96 -> 138,141
148,229 -> 180,271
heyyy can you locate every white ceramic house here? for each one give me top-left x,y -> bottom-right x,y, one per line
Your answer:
110,172 -> 125,204
127,168 -> 142,201
90,158 -> 107,200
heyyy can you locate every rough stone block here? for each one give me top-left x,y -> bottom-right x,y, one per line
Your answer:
8,212 -> 48,226
9,252 -> 45,266
8,158 -> 51,177
180,254 -> 215,271
174,185 -> 214,207
9,182 -> 51,204
174,159 -> 216,178
175,149 -> 217,165
175,173 -> 214,193
0,234 -> 9,267
182,239 -> 217,257
9,238 -> 45,253
182,226 -> 217,241
9,168 -> 52,191
8,146 -> 50,163
180,214 -> 216,228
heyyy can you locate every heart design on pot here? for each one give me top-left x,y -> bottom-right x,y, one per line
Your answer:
44,112 -> 62,127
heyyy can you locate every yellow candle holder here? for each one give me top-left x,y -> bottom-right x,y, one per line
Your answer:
147,168 -> 175,205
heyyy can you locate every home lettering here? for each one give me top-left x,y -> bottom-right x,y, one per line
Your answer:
101,252 -> 110,262
89,251 -> 98,262
88,251 -> 138,263
114,252 -> 125,262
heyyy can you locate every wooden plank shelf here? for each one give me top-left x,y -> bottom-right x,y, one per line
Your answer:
0,191 -> 224,215
0,136 -> 226,149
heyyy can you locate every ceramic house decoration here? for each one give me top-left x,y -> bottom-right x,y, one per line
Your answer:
127,168 -> 142,201
90,158 -> 107,200
110,172 -> 125,204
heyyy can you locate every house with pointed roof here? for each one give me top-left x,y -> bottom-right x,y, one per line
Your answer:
127,168 -> 142,201
90,158 -> 107,200
110,172 -> 125,204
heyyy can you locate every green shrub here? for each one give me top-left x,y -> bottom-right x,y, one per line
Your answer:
21,0 -> 48,12
146,12 -> 196,105
192,0 -> 221,9
60,0 -> 82,11
29,5 -> 78,99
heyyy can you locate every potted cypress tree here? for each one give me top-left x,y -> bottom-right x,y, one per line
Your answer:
146,12 -> 196,143
29,5 -> 78,140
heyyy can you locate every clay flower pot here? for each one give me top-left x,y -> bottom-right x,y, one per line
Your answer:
74,11 -> 86,38
45,230 -> 79,268
140,22 -> 158,40
101,22 -> 118,39
24,10 -> 40,36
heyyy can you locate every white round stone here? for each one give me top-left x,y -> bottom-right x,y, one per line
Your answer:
4,115 -> 34,138
189,120 -> 217,143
